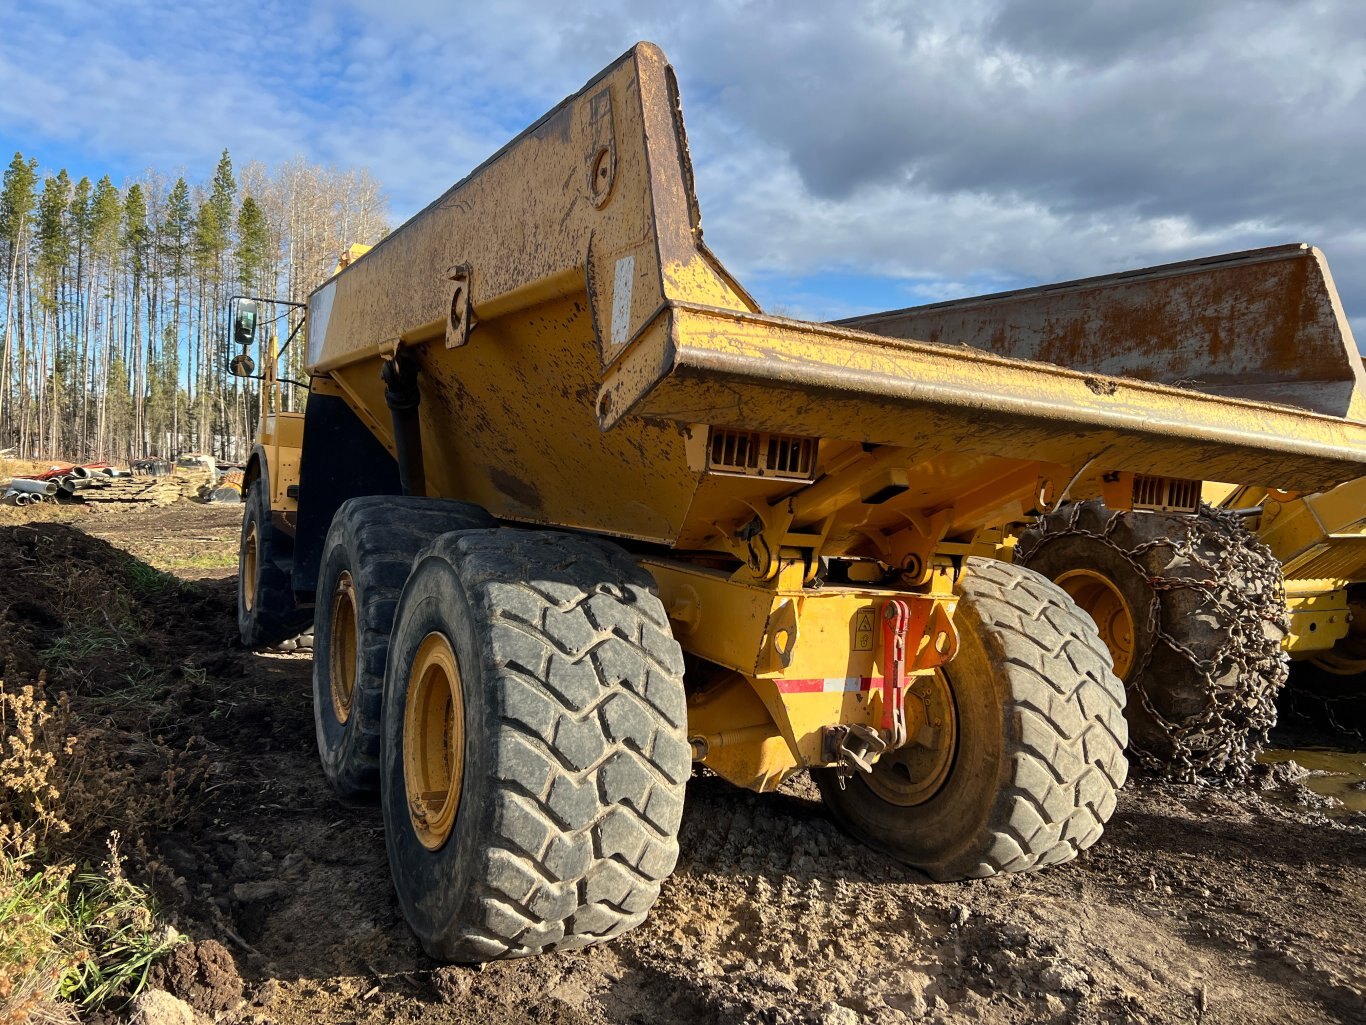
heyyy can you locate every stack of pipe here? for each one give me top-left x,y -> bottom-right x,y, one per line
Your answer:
2,463 -> 134,506
3,478 -> 59,506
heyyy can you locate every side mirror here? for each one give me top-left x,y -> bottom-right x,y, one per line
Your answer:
233,301 -> 259,347
230,353 -> 256,377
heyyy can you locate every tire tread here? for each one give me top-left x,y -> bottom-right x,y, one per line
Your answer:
950,557 -> 1129,878
410,529 -> 687,961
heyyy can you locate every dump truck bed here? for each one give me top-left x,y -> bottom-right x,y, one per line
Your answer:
304,42 -> 1366,552
837,244 -> 1365,419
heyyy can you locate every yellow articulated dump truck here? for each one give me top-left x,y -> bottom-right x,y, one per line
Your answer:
840,246 -> 1366,777
229,44 -> 1366,961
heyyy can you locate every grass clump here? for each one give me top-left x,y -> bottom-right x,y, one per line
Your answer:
0,679 -> 194,1021
1,842 -> 180,1022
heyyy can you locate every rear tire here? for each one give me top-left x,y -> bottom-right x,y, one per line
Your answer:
380,529 -> 689,961
312,496 -> 495,800
237,476 -> 310,648
815,558 -> 1128,880
1018,501 -> 1288,779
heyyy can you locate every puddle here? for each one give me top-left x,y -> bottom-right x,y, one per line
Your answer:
1258,748 -> 1366,814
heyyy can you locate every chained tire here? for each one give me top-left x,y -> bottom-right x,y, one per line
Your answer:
237,475 -> 311,648
313,496 -> 496,801
380,528 -> 690,961
815,557 -> 1128,880
1017,500 -> 1288,779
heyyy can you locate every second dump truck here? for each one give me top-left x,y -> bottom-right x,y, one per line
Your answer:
841,245 -> 1366,773
231,44 -> 1366,961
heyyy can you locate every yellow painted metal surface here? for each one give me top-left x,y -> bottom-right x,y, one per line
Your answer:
1221,477 -> 1366,584
261,412 -> 305,509
601,302 -> 1366,494
304,43 -> 1366,554
685,671 -> 794,792
1284,586 -> 1352,654
1219,476 -> 1366,657
1055,569 -> 1138,679
253,333 -> 306,513
644,557 -> 957,681
647,556 -> 958,790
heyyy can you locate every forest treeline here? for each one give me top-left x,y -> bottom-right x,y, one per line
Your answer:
0,150 -> 388,463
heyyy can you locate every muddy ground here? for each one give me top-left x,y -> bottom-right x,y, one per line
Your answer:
3,504 -> 1364,1025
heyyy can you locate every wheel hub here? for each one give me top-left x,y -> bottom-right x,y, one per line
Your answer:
404,632 -> 466,851
864,669 -> 958,807
243,522 -> 259,613
1309,650 -> 1366,677
329,571 -> 359,723
1055,568 -> 1137,679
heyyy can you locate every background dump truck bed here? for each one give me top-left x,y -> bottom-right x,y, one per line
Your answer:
304,43 -> 1366,550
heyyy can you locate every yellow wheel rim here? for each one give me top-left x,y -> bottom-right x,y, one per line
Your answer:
1056,568 -> 1137,679
328,571 -> 359,723
243,522 -> 259,612
1309,651 -> 1366,677
865,670 -> 958,807
404,632 -> 466,851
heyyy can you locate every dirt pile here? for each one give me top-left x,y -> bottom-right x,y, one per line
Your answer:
148,939 -> 245,1015
0,523 -> 233,690
0,523 -> 244,1019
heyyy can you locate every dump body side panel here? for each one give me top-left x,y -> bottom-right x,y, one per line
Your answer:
837,245 -> 1365,418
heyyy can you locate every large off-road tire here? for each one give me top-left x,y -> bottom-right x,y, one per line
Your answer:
815,557 -> 1128,880
312,496 -> 496,801
1017,500 -> 1288,779
237,476 -> 311,648
380,529 -> 690,961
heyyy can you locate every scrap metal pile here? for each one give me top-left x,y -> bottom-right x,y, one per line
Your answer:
2,460 -> 242,507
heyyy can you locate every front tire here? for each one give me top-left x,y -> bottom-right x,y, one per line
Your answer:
237,475 -> 310,648
815,558 -> 1128,880
381,529 -> 690,961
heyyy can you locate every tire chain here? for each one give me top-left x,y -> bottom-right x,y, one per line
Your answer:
1017,502 -> 1289,782
1281,685 -> 1366,747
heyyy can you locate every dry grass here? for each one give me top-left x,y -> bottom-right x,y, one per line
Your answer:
0,505 -> 91,526
0,679 -> 198,1020
1,839 -> 179,1024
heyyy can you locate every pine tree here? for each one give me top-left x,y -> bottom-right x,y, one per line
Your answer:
163,177 -> 191,450
235,196 -> 270,294
88,176 -> 122,457
124,184 -> 150,455
1,153 -> 39,431
70,176 -> 92,451
34,170 -> 71,453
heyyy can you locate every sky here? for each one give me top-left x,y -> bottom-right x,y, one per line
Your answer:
2,0 -> 1364,341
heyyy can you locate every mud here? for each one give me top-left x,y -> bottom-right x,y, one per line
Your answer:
3,506 -> 1364,1025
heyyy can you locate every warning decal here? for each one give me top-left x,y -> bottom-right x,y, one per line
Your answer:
853,607 -> 876,651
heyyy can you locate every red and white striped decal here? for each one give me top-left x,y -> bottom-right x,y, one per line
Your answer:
773,676 -> 884,694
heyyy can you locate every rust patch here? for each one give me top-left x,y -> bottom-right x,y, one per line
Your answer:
1085,377 -> 1119,396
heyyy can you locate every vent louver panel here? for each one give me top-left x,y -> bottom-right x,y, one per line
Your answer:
1132,475 -> 1202,514
707,429 -> 817,481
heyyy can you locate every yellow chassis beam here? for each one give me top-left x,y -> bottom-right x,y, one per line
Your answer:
643,556 -> 959,791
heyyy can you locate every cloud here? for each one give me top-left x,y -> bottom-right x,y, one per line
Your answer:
1,0 -> 1363,341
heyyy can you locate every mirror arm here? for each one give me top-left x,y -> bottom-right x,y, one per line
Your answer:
275,319 -> 306,358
